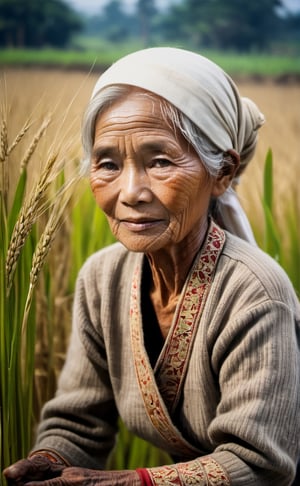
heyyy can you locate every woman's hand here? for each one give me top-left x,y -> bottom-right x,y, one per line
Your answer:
10,468 -> 141,486
3,454 -> 66,485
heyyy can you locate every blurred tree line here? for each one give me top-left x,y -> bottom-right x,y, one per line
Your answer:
91,0 -> 300,52
0,0 -> 299,52
0,0 -> 81,47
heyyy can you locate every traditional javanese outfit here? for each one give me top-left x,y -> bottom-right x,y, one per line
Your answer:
34,221 -> 300,485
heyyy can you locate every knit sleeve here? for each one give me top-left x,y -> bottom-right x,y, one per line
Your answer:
207,299 -> 299,485
33,265 -> 119,468
144,300 -> 299,486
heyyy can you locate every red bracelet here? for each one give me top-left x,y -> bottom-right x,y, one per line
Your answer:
136,468 -> 153,486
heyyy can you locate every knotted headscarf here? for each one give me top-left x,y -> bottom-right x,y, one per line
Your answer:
91,47 -> 265,243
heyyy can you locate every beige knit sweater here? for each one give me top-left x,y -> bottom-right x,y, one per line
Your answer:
34,228 -> 300,485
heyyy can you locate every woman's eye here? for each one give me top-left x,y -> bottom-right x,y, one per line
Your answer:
95,160 -> 119,171
151,158 -> 172,168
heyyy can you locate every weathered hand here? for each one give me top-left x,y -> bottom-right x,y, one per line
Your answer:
3,453 -> 66,485
25,468 -> 141,486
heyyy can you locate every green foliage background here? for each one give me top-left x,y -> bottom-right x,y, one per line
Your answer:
0,0 -> 299,53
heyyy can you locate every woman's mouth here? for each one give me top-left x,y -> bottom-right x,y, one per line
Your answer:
120,219 -> 163,232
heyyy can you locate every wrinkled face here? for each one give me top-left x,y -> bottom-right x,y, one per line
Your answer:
90,90 -> 217,253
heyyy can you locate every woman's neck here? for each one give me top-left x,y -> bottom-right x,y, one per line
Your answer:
146,219 -> 209,337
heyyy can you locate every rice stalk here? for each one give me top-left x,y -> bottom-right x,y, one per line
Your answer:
260,150 -> 300,298
5,153 -> 58,293
261,149 -> 281,261
0,119 -> 8,163
1,105 -> 82,480
33,273 -> 56,419
21,188 -> 75,337
0,110 -> 36,474
33,212 -> 73,413
20,118 -> 51,171
0,120 -> 9,216
50,217 -> 73,378
7,119 -> 32,158
285,199 -> 300,297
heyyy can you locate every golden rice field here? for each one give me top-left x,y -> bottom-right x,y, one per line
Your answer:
1,68 -> 300,232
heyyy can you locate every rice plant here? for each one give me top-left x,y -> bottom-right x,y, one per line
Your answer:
0,109 -> 79,484
260,149 -> 300,297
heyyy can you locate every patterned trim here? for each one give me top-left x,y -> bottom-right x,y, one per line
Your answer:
130,220 -> 225,456
147,457 -> 230,486
130,269 -> 199,457
155,222 -> 226,413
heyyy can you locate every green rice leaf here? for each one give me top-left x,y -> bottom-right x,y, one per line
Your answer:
263,148 -> 273,212
7,168 -> 27,237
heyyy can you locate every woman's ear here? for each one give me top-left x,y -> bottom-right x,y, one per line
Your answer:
212,150 -> 240,197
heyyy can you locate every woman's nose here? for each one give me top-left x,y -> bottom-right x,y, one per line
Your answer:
119,166 -> 152,205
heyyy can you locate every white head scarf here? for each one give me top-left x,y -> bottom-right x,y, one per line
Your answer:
91,47 -> 265,244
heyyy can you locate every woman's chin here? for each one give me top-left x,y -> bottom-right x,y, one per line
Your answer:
117,234 -> 168,254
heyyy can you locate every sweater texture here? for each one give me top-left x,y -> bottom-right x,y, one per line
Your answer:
34,230 -> 300,485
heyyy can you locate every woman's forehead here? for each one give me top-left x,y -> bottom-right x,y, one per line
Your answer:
96,90 -> 175,132
93,93 -> 193,154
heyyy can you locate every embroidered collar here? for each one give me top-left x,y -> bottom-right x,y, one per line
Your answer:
130,220 -> 226,456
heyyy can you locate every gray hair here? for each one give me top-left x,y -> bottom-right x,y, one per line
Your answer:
81,85 -> 232,178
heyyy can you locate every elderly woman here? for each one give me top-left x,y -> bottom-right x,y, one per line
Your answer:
4,48 -> 300,486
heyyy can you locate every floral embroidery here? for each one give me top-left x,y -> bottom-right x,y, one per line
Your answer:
155,223 -> 225,413
130,221 -> 225,457
130,274 -> 198,457
147,457 -> 230,485
200,457 -> 231,485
